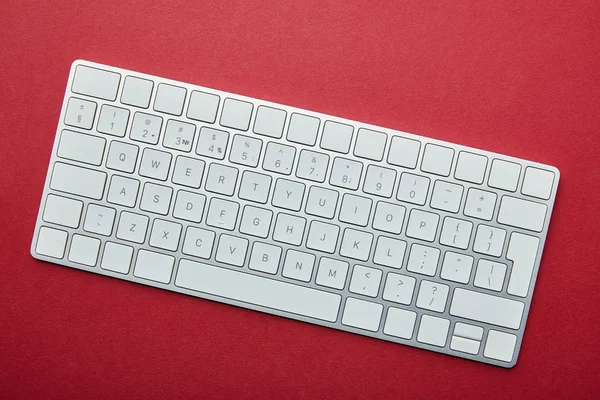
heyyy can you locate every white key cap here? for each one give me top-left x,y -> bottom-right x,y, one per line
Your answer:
182,227 -> 215,259
372,202 -> 405,234
72,65 -> 120,101
84,204 -> 116,236
454,322 -> 484,341
238,171 -> 271,203
97,105 -> 130,137
464,188 -> 497,220
316,257 -> 349,289
149,219 -> 182,251
220,98 -> 253,131
215,234 -> 249,267
363,165 -> 396,198
35,227 -> 68,259
342,298 -> 383,332
163,119 -> 196,152
130,112 -> 162,145
172,156 -> 205,188
339,194 -> 372,226
506,232 -> 540,297
407,244 -> 440,276
205,163 -> 238,196
121,76 -> 153,108
253,106 -> 286,138
484,330 -> 517,363
196,127 -> 229,160
382,273 -> 415,304
522,167 -> 555,200
187,90 -> 220,123
397,172 -> 430,205
296,150 -> 329,183
140,183 -> 173,215
239,205 -> 273,238
282,250 -> 315,282
176,259 -> 341,322
340,229 -> 373,261
320,121 -> 353,153
272,213 -> 306,245
139,148 -> 172,181
354,128 -> 387,161
440,252 -> 474,284
287,113 -> 320,146
249,242 -> 282,274
450,336 -> 481,355
134,249 -> 175,283
383,308 -> 417,339
430,180 -> 463,213
373,236 -> 407,269
107,175 -> 140,207
305,186 -> 338,219
421,143 -> 454,176
116,211 -> 149,244
455,151 -> 488,184
263,142 -> 296,175
68,234 -> 100,266
497,196 -> 547,232
50,162 -> 106,200
405,209 -> 439,242
272,178 -> 305,211
64,97 -> 96,130
106,141 -> 139,173
154,83 -> 186,116
349,265 -> 382,297
439,217 -> 473,250
416,280 -> 449,312
100,242 -> 133,274
329,157 -> 363,190
387,136 -> 421,169
43,194 -> 83,228
474,259 -> 507,291
450,288 -> 524,329
173,190 -> 205,223
306,220 -> 339,253
206,198 -> 239,230
417,315 -> 450,347
488,159 -> 521,192
229,134 -> 262,167
473,224 -> 506,257
58,130 -> 105,165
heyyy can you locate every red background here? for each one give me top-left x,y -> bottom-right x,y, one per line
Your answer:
1,0 -> 599,398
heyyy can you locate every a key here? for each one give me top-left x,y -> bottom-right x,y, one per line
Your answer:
35,227 -> 68,259
397,172 -> 430,206
430,180 -> 463,213
497,196 -> 547,232
196,127 -> 229,160
440,252 -> 474,284
287,113 -> 320,146
58,130 -> 105,166
363,165 -> 396,198
272,213 -> 306,245
416,280 -> 449,312
121,75 -> 153,109
421,143 -> 454,177
50,162 -> 106,200
455,151 -> 488,184
382,273 -> 416,305
387,136 -> 421,169
64,97 -> 97,130
204,163 -> 239,196
182,227 -> 215,259
263,142 -> 296,175
506,232 -> 540,297
239,205 -> 273,238
316,257 -> 349,290
238,171 -> 271,203
464,188 -> 497,221
72,65 -> 120,101
473,224 -> 506,257
215,234 -> 249,267
282,250 -> 315,282
405,209 -> 439,242
172,190 -> 206,223
272,178 -> 305,211
296,150 -> 329,183
68,234 -> 101,267
305,186 -> 339,219
522,166 -> 555,200
206,198 -> 240,231
107,175 -> 140,207
97,105 -> 130,137
320,121 -> 354,154
354,128 -> 387,161
154,83 -> 186,116
116,211 -> 149,244
306,220 -> 340,253
339,194 -> 372,226
417,315 -> 450,347
172,156 -> 205,188
484,331 -> 518,363
134,249 -> 175,283
450,288 -> 524,329
383,308 -> 417,339
439,217 -> 473,250
100,242 -> 133,274
253,106 -> 287,138
106,141 -> 139,173
249,242 -> 282,274
341,298 -> 383,332
149,219 -> 182,251
372,201 -> 405,234
139,182 -> 173,215
340,229 -> 373,261
83,204 -> 116,236
373,236 -> 407,269
229,134 -> 262,167
130,112 -> 163,145
406,244 -> 440,276
139,148 -> 172,181
43,194 -> 83,228
329,157 -> 363,190
187,90 -> 220,123
220,98 -> 253,131
349,265 -> 382,297
474,259 -> 507,291
488,159 -> 521,192
163,119 -> 196,152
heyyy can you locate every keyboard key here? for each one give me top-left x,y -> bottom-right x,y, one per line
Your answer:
254,105 -> 286,138
440,252 -> 473,284
84,204 -> 116,236
106,141 -> 139,173
107,175 -> 139,207
306,220 -> 339,253
421,143 -> 454,176
450,336 -> 481,355
196,127 -> 229,160
387,136 -> 421,169
397,172 -> 430,205
416,280 -> 449,312
455,151 -> 488,184
130,112 -> 162,144
342,297 -> 383,332
497,196 -> 547,232
68,234 -> 100,266
373,236 -> 407,269
296,150 -> 329,183
272,178 -> 305,211
372,202 -> 405,234
488,159 -> 521,192
64,97 -> 96,130
282,250 -> 315,282
316,257 -> 349,290
206,198 -> 239,231
249,242 -> 282,274
473,224 -> 506,257
383,308 -> 417,339
149,219 -> 182,251
320,121 -> 354,153
272,213 -> 306,245
363,165 -> 396,198
134,249 -> 175,283
450,288 -> 524,329
287,113 -> 320,146
406,244 -> 440,276
417,315 -> 450,347
439,217 -> 472,250
140,183 -> 173,215
43,194 -> 83,228
57,130 -> 105,166
474,259 -> 507,291
121,75 -> 153,108
430,180 -> 463,213
50,162 -> 106,200
454,322 -> 484,341
239,205 -> 272,238
176,259 -> 341,322
339,194 -> 372,226
484,330 -> 517,363
187,90 -> 220,123
349,265 -> 382,297
263,142 -> 296,175
464,188 -> 497,220
97,105 -> 130,137
35,227 -> 68,259
238,171 -> 271,203
182,227 -> 215,259
340,229 -> 373,261
330,157 -> 363,190
215,234 -> 249,267
154,83 -> 186,116
172,156 -> 204,188
139,148 -> 172,181
229,135 -> 262,167
116,211 -> 149,244
72,65 -> 120,101
220,98 -> 253,131
163,119 -> 196,152
305,186 -> 338,219
405,209 -> 439,242
522,167 -> 555,200
205,163 -> 238,196
100,242 -> 133,274
506,232 -> 540,297
382,273 -> 415,304
173,190 -> 206,223
354,128 -> 387,161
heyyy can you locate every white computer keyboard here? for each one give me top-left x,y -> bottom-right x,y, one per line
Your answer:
31,60 -> 559,367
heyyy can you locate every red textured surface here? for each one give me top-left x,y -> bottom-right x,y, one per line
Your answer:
1,0 -> 599,398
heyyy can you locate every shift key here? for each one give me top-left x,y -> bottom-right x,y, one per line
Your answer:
50,162 -> 107,200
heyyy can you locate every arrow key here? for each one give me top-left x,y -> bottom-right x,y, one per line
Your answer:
349,265 -> 382,297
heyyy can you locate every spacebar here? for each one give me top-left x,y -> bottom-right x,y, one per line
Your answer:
175,259 -> 341,322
